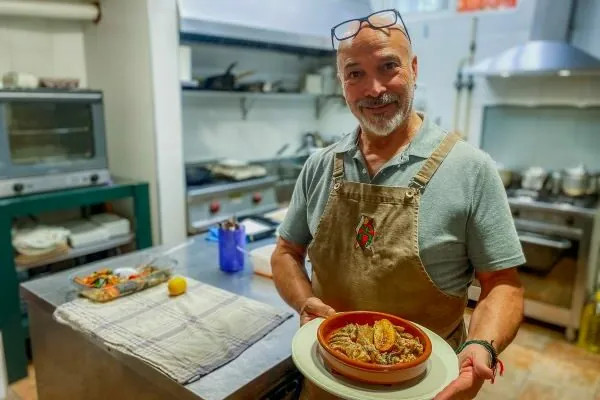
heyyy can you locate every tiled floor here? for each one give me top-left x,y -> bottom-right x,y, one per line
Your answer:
468,313 -> 600,400
9,313 -> 600,400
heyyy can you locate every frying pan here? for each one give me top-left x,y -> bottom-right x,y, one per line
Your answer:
198,62 -> 254,91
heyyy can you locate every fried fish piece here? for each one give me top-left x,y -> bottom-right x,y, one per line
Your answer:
373,319 -> 396,352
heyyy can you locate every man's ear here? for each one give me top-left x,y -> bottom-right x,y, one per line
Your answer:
411,54 -> 418,82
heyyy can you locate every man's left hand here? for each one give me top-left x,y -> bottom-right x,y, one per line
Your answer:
434,344 -> 495,400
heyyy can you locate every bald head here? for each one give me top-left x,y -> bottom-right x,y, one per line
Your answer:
336,23 -> 412,73
334,20 -> 418,137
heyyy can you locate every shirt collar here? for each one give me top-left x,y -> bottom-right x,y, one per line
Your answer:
333,112 -> 442,160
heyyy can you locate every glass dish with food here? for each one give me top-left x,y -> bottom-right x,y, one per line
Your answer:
70,255 -> 177,302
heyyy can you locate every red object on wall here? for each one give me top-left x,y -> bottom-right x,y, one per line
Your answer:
457,0 -> 517,12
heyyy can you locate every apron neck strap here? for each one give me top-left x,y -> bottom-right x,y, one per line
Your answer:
410,133 -> 461,192
332,152 -> 345,180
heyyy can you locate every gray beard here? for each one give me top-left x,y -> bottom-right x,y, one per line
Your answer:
352,92 -> 414,137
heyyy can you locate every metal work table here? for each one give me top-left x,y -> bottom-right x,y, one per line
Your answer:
1,179 -> 152,384
20,235 -> 301,400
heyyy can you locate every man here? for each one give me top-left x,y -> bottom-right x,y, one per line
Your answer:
271,9 -> 525,400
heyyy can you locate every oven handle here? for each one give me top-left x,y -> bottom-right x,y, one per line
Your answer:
518,232 -> 572,249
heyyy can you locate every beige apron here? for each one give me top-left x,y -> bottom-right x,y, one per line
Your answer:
299,133 -> 468,400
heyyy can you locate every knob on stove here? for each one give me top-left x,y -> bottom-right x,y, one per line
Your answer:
13,183 -> 24,193
209,200 -> 220,214
252,192 -> 262,204
566,216 -> 575,226
90,173 -> 99,183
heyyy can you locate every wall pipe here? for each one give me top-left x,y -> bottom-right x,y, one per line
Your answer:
452,16 -> 478,139
0,1 -> 100,23
461,17 -> 478,140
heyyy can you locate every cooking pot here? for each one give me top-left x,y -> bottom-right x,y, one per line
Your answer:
521,166 -> 548,191
561,164 -> 595,197
546,171 -> 563,195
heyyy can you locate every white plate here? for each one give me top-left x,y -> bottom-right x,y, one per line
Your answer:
292,318 -> 459,400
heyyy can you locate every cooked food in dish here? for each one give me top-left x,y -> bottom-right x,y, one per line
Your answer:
77,266 -> 171,302
74,268 -> 121,288
74,266 -> 162,289
327,318 -> 424,365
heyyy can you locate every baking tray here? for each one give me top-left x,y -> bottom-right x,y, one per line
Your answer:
69,255 -> 176,302
238,216 -> 279,242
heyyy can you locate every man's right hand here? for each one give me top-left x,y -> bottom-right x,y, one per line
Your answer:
300,297 -> 336,325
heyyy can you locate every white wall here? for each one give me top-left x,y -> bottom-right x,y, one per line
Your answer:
0,12 -> 87,86
85,0 -> 186,246
571,0 -> 600,58
146,0 -> 186,246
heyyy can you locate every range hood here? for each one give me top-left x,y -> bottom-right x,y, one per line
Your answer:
177,0 -> 373,56
465,0 -> 600,77
466,40 -> 600,77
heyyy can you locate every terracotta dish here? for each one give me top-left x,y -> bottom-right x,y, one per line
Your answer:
317,311 -> 432,385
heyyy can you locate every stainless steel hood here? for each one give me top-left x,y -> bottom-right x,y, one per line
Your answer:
465,0 -> 600,77
466,40 -> 600,77
177,0 -> 372,56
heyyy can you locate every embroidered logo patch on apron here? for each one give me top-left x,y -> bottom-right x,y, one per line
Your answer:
355,215 -> 376,252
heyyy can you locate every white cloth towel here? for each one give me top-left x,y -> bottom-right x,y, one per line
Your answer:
53,278 -> 292,384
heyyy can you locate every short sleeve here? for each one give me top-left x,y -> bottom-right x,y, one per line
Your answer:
278,161 -> 313,247
466,156 -> 526,271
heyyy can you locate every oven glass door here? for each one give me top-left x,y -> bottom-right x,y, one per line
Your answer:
7,101 -> 95,165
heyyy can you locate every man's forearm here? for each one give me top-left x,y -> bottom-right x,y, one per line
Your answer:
271,242 -> 314,313
468,279 -> 524,354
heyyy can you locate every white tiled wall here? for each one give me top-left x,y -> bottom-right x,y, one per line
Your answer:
182,95 -> 321,162
0,16 -> 87,86
182,43 -> 340,163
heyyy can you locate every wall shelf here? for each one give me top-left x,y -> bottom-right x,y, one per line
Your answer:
181,86 -> 345,119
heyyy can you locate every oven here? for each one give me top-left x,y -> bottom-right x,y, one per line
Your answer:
468,190 -> 599,341
0,89 -> 110,198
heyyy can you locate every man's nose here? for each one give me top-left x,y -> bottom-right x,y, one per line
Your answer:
363,77 -> 386,98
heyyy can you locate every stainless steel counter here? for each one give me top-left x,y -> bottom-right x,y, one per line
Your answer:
20,236 -> 301,400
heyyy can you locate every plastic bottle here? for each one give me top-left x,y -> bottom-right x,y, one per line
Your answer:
578,290 -> 600,353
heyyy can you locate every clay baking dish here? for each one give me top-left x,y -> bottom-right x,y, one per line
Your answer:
317,311 -> 432,385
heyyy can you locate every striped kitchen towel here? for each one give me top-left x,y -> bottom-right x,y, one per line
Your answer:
53,278 -> 293,384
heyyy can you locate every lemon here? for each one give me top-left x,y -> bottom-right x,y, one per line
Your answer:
168,276 -> 187,296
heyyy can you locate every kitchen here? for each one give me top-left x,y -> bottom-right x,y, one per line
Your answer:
2,0 -> 600,399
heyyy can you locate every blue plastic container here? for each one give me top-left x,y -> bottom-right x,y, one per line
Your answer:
218,225 -> 246,273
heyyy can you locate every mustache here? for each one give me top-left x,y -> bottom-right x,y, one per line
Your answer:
356,93 -> 400,108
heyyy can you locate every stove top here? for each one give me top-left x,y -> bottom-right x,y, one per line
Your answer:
506,189 -> 599,210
